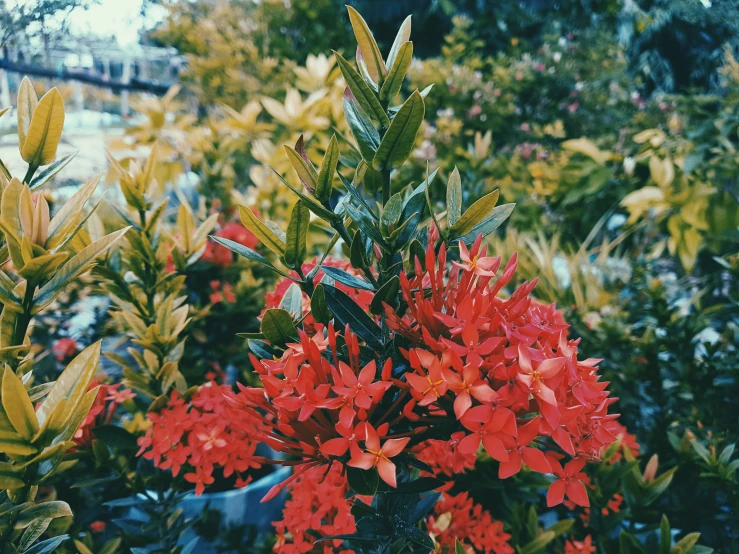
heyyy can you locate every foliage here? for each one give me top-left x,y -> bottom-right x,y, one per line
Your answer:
0,78 -> 127,552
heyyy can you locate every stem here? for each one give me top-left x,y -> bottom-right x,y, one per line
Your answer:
11,283 -> 36,352
381,168 -> 391,206
22,164 -> 38,185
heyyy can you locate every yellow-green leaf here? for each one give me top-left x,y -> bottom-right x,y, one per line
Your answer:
238,205 -> 286,257
386,15 -> 412,70
347,6 -> 386,84
21,87 -> 65,167
285,141 -> 319,194
47,173 -> 100,244
0,430 -> 36,455
36,342 -> 100,429
372,90 -> 425,170
33,227 -> 129,313
2,367 -> 39,440
16,77 -> 37,153
449,189 -> 500,238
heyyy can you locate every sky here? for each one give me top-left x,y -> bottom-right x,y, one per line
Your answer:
9,0 -> 167,45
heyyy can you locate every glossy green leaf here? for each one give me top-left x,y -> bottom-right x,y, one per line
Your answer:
2,367 -> 39,440
261,309 -> 298,347
448,189 -> 499,238
343,89 -> 381,163
316,134 -> 339,202
310,284 -> 332,325
373,90 -> 424,170
454,203 -> 515,244
323,285 -> 383,350
335,53 -> 389,125
347,6 -> 386,83
370,275 -> 399,315
284,201 -> 310,269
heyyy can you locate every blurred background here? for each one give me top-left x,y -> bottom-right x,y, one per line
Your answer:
0,0 -> 737,552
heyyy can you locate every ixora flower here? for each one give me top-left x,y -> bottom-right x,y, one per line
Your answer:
226,234 -> 617,508
136,382 -> 262,495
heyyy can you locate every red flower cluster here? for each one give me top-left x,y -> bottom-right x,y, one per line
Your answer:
385,236 -> 618,507
274,455 -> 513,554
74,380 -> 135,447
230,234 -> 616,508
273,464 -> 356,554
565,535 -> 597,554
136,383 -> 261,495
427,492 -> 514,554
201,221 -> 258,267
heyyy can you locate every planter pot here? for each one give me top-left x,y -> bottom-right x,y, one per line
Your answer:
178,465 -> 292,531
126,465 -> 292,552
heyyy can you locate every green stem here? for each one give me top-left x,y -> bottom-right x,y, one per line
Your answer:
381,168 -> 391,206
11,283 -> 37,352
22,164 -> 38,185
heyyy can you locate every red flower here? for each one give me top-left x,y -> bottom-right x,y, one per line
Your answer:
547,457 -> 590,507
202,221 -> 258,268
348,424 -> 410,488
89,521 -> 106,533
498,417 -> 551,478
565,535 -> 597,554
137,383 -> 261,496
52,337 -> 79,362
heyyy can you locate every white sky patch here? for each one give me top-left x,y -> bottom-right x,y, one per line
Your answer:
8,0 -> 167,45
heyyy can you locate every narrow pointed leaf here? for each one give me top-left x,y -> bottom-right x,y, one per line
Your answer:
373,90 -> 425,170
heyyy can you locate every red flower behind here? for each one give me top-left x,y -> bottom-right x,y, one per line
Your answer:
137,382 -> 261,496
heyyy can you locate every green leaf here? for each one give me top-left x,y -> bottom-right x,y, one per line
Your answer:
454,203 -> 515,244
320,266 -> 374,291
370,275 -> 399,315
261,309 -> 298,346
347,466 -> 379,496
519,531 -> 556,554
28,151 -> 77,190
284,201 -> 310,269
19,517 -> 51,551
316,135 -> 340,202
268,167 -> 339,221
373,90 -> 425,170
21,87 -> 65,167
16,501 -> 72,528
343,89 -> 381,164
92,424 -> 139,450
660,515 -> 672,554
209,236 -> 291,278
33,228 -> 130,313
239,205 -> 285,257
2,367 -> 39,440
455,540 -> 466,554
380,42 -> 413,101
310,284 -> 332,325
280,283 -> 303,319
335,53 -> 389,125
23,535 -> 67,554
447,167 -> 463,227
322,285 -> 383,350
347,6 -> 386,84
449,189 -> 499,238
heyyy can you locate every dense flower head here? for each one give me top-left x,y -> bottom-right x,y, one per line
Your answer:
74,380 -> 135,447
232,234 -> 617,508
274,456 -> 513,554
136,382 -> 261,495
273,464 -> 356,554
427,492 -> 514,554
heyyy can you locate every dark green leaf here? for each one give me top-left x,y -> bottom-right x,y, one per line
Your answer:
347,466 -> 379,496
323,285 -> 383,350
92,425 -> 139,450
261,309 -> 299,346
